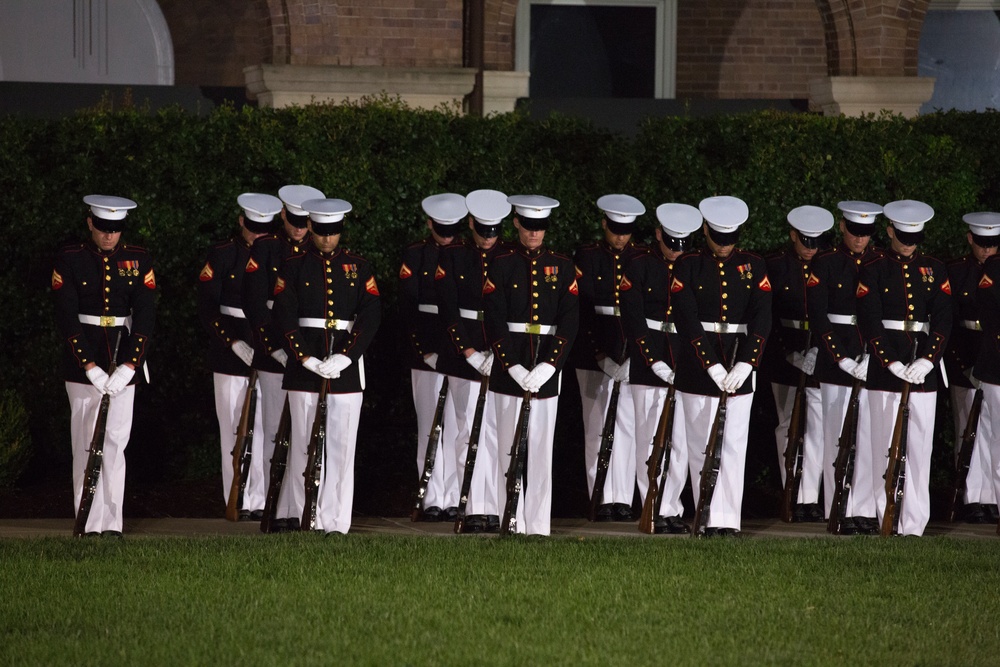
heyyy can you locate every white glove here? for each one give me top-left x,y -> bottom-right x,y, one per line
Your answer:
888,361 -> 909,382
851,354 -> 869,381
271,349 -> 288,367
598,356 -> 621,380
466,350 -> 487,374
423,353 -> 438,370
651,361 -> 675,385
525,363 -> 556,392
905,358 -> 934,384
612,358 -> 631,383
802,347 -> 818,376
302,356 -> 327,378
479,351 -> 494,377
508,364 -> 531,392
838,356 -> 859,376
232,340 -> 254,366
723,361 -> 753,393
787,351 -> 806,371
707,364 -> 728,393
104,365 -> 135,396
85,366 -> 110,394
325,354 -> 352,373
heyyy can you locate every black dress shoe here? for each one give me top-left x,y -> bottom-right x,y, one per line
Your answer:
443,507 -> 459,522
654,516 -> 691,534
835,518 -> 861,535
983,504 -> 1000,522
485,515 -> 500,533
271,518 -> 288,533
964,503 -> 988,524
101,530 -> 123,539
700,527 -> 722,537
238,509 -> 252,522
594,504 -> 614,522
422,506 -> 443,522
612,503 -> 634,522
794,503 -> 824,523
250,510 -> 265,522
84,532 -> 101,538
285,517 -> 300,531
461,514 -> 487,533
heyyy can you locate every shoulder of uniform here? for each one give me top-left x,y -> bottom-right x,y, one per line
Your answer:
120,243 -> 149,254
946,255 -> 969,269
575,241 -> 601,253
739,249 -> 766,261
58,242 -> 87,254
548,250 -> 573,263
341,249 -> 370,263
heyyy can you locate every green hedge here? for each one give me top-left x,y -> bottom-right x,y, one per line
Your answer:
2,98 -> 997,496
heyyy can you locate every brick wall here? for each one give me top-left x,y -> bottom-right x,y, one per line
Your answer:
676,0 -> 827,99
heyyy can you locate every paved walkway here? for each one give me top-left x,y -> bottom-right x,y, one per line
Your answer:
0,516 -> 996,539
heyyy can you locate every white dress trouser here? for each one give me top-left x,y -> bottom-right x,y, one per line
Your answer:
771,383 -> 824,504
213,373 -> 265,511
412,368 -> 460,510
977,383 -> 1000,513
868,390 -> 937,536
820,382 -> 873,519
66,382 -> 135,533
679,391 -> 752,530
951,385 -> 996,505
447,375 -> 499,516
494,391 -> 559,535
576,368 -> 636,505
632,384 -> 687,518
287,390 -> 363,534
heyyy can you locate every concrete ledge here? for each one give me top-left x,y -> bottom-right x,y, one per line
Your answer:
481,70 -> 530,116
809,76 -> 936,118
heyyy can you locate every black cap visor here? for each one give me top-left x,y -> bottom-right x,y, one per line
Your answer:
244,218 -> 276,234
844,220 -> 875,238
707,226 -> 740,247
972,232 -> 1000,248
605,219 -> 634,236
286,211 -> 309,229
892,227 -> 924,246
474,221 -> 501,238
662,233 -> 690,252
90,216 -> 126,233
431,221 -> 459,239
517,216 -> 549,232
311,221 -> 344,237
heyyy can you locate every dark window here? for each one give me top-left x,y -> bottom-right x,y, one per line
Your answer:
529,5 -> 656,98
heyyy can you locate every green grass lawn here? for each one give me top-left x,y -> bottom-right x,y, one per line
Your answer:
1,534 -> 998,666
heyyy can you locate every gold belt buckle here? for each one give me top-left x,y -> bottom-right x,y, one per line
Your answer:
325,319 -> 337,329
99,315 -> 117,327
524,324 -> 543,335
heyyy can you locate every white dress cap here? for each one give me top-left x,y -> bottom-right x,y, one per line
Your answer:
83,194 -> 137,221
963,212 -> 1000,238
507,194 -> 560,219
596,194 -> 645,224
278,185 -> 325,216
837,200 -> 883,224
655,203 -> 702,238
787,205 -> 835,237
237,193 -> 283,223
301,198 -> 353,224
698,196 -> 749,233
883,199 -> 934,233
421,193 -> 467,226
466,189 -> 511,225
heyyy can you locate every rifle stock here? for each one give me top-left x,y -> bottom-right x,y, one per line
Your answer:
881,343 -> 919,537
638,385 -> 675,534
827,377 -> 862,534
73,332 -> 122,537
949,386 -> 983,522
412,376 -> 450,522
780,333 -> 812,523
589,346 -> 629,521
302,342 -> 336,531
500,341 -> 542,536
692,339 -> 739,537
226,368 -> 258,522
455,374 -> 490,534
260,396 -> 292,533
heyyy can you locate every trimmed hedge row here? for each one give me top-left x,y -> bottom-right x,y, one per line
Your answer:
2,98 -> 998,496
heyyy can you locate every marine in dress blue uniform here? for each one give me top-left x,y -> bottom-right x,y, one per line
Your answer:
572,194 -> 646,522
52,195 -> 155,536
198,193 -> 282,519
273,198 -> 381,534
857,200 -> 952,536
972,215 -> 1000,533
619,202 -> 702,534
484,194 -> 579,535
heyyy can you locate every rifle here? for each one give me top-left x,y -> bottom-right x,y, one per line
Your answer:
881,343 -> 919,537
638,385 -> 676,534
301,342 -> 335,531
827,376 -> 863,534
692,339 -> 739,537
260,396 -> 292,533
780,332 -> 812,523
226,368 -> 259,522
949,381 -> 984,522
74,332 -> 122,537
454,374 -> 490,533
501,342 -> 542,536
411,376 -> 449,521
589,345 -> 629,521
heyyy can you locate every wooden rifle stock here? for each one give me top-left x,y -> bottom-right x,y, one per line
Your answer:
455,374 -> 490,533
827,376 -> 863,534
226,368 -> 259,522
501,342 -> 542,536
949,385 -> 983,522
302,342 -> 335,531
411,376 -> 450,521
692,339 -> 739,537
881,343 -> 919,537
780,333 -> 812,523
639,385 -> 676,534
74,332 -> 122,537
260,396 -> 292,533
589,345 -> 629,521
